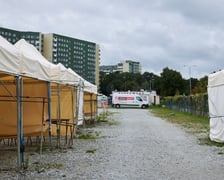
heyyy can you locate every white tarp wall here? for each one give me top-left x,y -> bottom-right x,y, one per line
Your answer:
208,70 -> 224,142
77,80 -> 84,125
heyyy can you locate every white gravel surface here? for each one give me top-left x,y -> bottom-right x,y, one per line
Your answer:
1,108 -> 224,180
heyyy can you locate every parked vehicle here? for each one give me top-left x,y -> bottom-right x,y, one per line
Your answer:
112,92 -> 148,109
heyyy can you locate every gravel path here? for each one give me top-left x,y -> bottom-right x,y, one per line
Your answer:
1,108 -> 224,179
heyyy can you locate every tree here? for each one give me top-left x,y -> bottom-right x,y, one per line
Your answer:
192,76 -> 208,94
99,67 -> 207,97
160,67 -> 184,96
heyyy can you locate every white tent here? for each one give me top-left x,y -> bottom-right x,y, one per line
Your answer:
15,39 -> 52,81
84,80 -> 97,94
15,39 -> 82,86
51,63 -> 79,85
208,70 -> 224,142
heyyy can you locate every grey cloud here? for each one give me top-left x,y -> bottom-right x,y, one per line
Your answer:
0,0 -> 223,78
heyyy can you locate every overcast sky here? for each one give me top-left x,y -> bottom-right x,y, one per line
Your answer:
1,0 -> 223,79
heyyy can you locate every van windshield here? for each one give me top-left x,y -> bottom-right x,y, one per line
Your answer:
136,96 -> 143,101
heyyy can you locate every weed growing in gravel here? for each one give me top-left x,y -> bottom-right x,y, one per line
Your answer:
34,144 -> 48,153
97,113 -> 108,122
86,149 -> 97,153
97,112 -> 120,126
76,131 -> 101,140
33,162 -> 63,172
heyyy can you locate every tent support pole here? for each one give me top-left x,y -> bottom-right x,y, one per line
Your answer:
71,87 -> 75,146
74,87 -> 79,134
90,93 -> 93,122
57,84 -> 61,148
47,82 -> 52,150
76,85 -> 80,127
40,97 -> 45,156
95,94 -> 98,120
16,76 -> 24,169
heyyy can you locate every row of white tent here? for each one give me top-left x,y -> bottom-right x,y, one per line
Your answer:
0,35 -> 98,169
0,35 -> 97,94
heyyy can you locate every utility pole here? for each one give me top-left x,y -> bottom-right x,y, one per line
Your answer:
149,74 -> 154,91
184,65 -> 196,95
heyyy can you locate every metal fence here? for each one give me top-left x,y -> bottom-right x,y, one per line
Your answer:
163,94 -> 208,117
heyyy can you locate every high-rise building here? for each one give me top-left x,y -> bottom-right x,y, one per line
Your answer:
118,60 -> 142,73
0,27 -> 100,86
0,27 -> 43,53
43,33 -> 99,85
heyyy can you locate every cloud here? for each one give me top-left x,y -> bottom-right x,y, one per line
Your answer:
0,0 -> 223,78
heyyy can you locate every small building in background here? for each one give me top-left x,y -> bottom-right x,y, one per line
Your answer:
100,60 -> 142,74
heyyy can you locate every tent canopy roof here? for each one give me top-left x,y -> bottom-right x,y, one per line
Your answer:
0,36 -> 97,93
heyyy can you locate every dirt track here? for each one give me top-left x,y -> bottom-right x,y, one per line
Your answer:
1,108 -> 224,179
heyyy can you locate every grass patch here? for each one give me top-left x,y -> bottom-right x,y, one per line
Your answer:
198,137 -> 224,147
107,120 -> 120,126
97,112 -> 120,126
75,130 -> 102,140
149,106 -> 224,147
97,113 -> 108,122
150,106 -> 209,133
86,148 -> 97,153
76,133 -> 97,140
33,162 -> 63,172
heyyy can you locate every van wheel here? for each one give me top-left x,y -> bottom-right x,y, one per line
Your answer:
115,104 -> 120,108
141,105 -> 146,109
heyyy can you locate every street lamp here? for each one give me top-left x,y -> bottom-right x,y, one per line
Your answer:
184,65 -> 196,95
149,75 -> 154,91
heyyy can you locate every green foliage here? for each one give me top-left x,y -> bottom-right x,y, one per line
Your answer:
99,68 -> 208,97
163,93 -> 208,117
76,133 -> 97,140
160,67 -> 185,96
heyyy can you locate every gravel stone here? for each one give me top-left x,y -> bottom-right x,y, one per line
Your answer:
1,108 -> 224,179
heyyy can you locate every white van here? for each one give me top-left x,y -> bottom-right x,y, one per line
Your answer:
112,93 -> 148,109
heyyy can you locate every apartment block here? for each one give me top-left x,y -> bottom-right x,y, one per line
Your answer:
43,33 -> 99,85
100,60 -> 142,74
100,65 -> 118,74
118,60 -> 142,73
0,27 -> 43,53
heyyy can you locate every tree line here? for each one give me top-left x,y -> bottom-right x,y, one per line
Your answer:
99,67 -> 208,97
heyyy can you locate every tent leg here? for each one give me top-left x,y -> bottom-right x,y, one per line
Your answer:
71,88 -> 75,146
47,82 -> 52,151
57,84 -> 61,148
17,76 -> 24,169
90,93 -> 93,122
